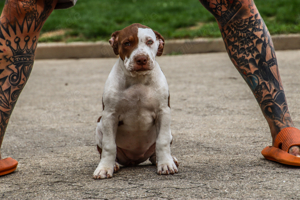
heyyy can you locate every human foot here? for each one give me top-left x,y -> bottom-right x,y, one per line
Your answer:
262,127 -> 300,166
288,146 -> 300,157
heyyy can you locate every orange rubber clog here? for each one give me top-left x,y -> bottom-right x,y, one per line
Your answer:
0,157 -> 18,176
261,127 -> 300,166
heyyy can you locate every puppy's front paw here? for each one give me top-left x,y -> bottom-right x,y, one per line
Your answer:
93,166 -> 113,179
93,167 -> 114,179
93,162 -> 120,179
157,157 -> 179,175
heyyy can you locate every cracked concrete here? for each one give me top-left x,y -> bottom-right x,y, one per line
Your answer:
1,50 -> 300,199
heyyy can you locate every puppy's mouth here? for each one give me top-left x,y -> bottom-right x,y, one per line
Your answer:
129,66 -> 152,77
134,64 -> 151,72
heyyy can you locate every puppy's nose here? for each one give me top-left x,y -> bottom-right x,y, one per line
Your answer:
135,55 -> 148,65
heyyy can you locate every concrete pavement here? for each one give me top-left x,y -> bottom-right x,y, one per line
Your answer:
1,50 -> 300,199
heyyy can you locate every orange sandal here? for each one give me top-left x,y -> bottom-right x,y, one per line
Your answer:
261,127 -> 300,166
0,157 -> 18,176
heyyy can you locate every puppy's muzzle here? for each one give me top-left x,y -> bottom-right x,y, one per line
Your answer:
134,55 -> 150,71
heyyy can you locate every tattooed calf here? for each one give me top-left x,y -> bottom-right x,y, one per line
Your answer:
221,11 -> 293,131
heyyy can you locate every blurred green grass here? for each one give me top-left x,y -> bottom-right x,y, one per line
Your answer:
1,0 -> 300,42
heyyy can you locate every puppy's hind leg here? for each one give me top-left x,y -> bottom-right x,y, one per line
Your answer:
149,153 -> 156,166
93,121 -> 120,179
95,120 -> 104,159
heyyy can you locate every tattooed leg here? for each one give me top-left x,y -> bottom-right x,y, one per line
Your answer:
199,0 -> 300,156
0,0 -> 58,160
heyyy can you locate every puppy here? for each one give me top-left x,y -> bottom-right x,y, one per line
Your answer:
93,23 -> 178,179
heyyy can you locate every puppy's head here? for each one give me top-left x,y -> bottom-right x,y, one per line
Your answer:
109,23 -> 164,76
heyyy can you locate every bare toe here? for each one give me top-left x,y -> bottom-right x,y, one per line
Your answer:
288,146 -> 300,157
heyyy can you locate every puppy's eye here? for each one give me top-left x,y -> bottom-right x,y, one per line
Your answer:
147,40 -> 153,45
124,42 -> 131,46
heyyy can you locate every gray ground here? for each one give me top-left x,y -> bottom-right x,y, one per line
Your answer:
1,50 -> 300,199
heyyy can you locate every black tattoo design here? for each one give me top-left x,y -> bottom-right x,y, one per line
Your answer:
222,13 -> 293,131
30,0 -> 53,31
0,0 -> 54,147
248,0 -> 254,14
0,35 -> 37,143
200,0 -> 242,27
0,0 -> 53,34
6,36 -> 36,86
22,0 -> 39,27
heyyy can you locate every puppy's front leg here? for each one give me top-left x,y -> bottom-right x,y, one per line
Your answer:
155,107 -> 178,175
93,112 -> 118,179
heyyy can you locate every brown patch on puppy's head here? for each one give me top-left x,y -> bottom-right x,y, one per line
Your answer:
109,31 -> 120,55
109,23 -> 165,59
109,24 -> 148,60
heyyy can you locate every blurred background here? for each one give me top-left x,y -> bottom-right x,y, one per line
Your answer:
1,0 -> 300,43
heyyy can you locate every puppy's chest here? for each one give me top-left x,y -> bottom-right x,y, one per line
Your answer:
119,84 -> 159,112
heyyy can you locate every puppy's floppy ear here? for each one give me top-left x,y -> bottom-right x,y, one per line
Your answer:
109,31 -> 120,55
153,30 -> 165,56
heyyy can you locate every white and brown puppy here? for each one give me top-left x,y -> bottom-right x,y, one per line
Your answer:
93,23 -> 178,179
